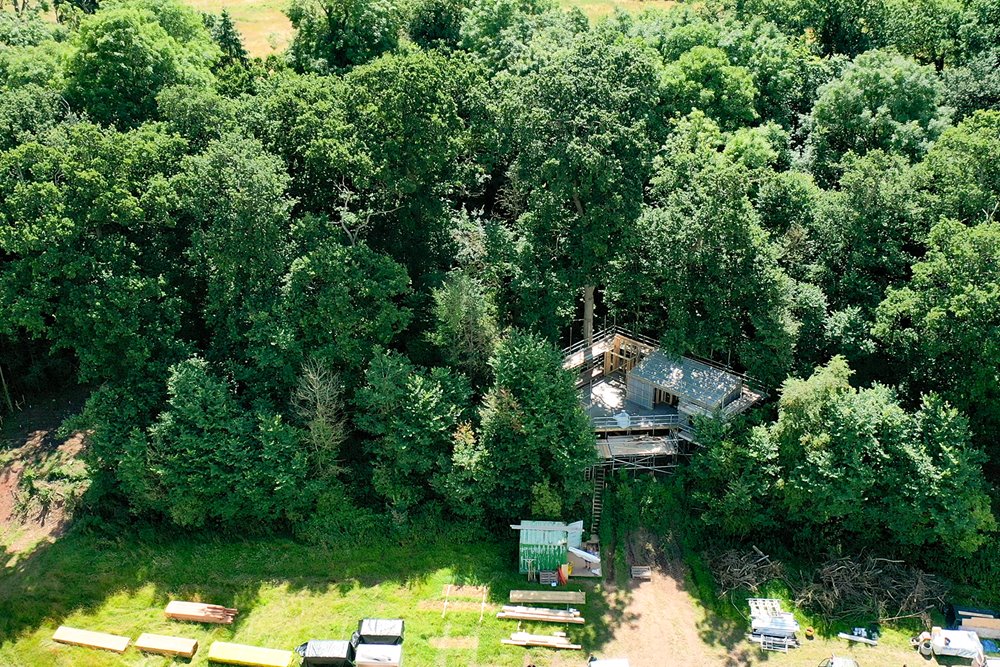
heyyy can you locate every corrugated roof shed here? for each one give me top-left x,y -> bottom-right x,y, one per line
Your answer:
629,352 -> 741,410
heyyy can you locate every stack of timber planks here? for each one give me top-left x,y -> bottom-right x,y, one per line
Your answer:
135,633 -> 198,658
502,631 -> 582,650
497,605 -> 585,624
165,600 -> 238,624
52,626 -> 131,654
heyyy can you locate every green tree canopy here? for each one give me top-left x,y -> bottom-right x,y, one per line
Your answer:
287,0 -> 403,73
804,49 -> 950,185
64,1 -> 217,127
875,218 -> 1000,457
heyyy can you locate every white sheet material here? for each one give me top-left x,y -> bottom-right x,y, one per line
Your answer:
931,628 -> 985,661
568,546 -> 601,564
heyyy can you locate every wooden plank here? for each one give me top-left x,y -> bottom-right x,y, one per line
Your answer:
838,632 -> 878,646
502,605 -> 580,617
498,612 -> 586,624
135,633 -> 198,658
964,617 -> 1000,631
502,632 -> 582,650
510,590 -> 585,605
207,641 -> 293,667
52,626 -> 130,654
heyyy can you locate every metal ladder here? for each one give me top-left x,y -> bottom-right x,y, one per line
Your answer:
591,466 -> 607,530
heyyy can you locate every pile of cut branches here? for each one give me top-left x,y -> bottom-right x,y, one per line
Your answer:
794,555 -> 947,622
710,546 -> 785,596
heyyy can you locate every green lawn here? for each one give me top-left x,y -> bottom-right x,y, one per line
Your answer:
0,530 -> 616,666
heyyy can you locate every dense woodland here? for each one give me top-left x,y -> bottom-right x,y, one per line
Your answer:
1,0 -> 999,600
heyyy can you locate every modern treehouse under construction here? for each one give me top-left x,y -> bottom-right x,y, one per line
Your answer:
564,327 -> 764,474
564,328 -> 765,529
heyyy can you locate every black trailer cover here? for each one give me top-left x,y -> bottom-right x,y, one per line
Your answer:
357,618 -> 405,645
296,639 -> 354,666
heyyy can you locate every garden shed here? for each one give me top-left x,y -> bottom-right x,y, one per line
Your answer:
511,521 -> 584,574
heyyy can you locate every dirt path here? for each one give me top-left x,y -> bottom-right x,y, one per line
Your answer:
596,561 -> 732,667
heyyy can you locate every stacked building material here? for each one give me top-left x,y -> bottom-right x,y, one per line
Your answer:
509,590 -> 586,605
206,641 -> 293,667
496,605 -> 585,624
165,600 -> 238,624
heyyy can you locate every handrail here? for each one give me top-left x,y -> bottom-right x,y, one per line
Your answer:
591,413 -> 680,430
561,326 -> 659,358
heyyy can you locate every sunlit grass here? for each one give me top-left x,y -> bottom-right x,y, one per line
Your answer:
183,0 -> 676,57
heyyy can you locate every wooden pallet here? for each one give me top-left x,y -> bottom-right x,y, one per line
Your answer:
510,590 -> 585,605
166,600 -> 238,624
135,633 -> 198,658
52,626 -> 130,654
502,631 -> 581,650
631,566 -> 652,579
539,571 -> 558,585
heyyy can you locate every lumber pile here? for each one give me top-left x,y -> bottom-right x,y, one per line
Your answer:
509,590 -> 585,605
497,605 -> 585,624
502,631 -> 581,650
166,600 -> 239,624
52,626 -> 131,654
135,632 -> 198,658
207,641 -> 293,667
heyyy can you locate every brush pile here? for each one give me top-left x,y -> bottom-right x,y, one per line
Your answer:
794,555 -> 947,622
710,546 -> 785,596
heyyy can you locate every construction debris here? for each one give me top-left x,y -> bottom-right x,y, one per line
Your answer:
794,556 -> 947,622
501,631 -> 582,650
497,605 -> 585,624
165,600 -> 239,624
52,626 -> 130,654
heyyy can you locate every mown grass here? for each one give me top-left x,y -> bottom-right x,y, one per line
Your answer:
0,530 -> 620,666
184,0 -> 676,57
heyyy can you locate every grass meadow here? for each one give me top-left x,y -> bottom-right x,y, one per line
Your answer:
184,0 -> 677,56
0,530 -> 616,667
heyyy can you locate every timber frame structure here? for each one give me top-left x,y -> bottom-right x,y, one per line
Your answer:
565,327 -> 765,527
565,327 -> 764,473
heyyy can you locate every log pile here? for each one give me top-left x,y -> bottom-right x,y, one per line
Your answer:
496,605 -> 585,624
165,600 -> 239,624
794,556 -> 947,622
501,631 -> 581,650
710,547 -> 785,596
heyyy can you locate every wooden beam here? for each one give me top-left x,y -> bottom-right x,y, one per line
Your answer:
135,633 -> 198,658
52,626 -> 130,654
510,590 -> 585,604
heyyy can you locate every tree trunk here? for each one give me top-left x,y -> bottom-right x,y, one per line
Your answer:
583,285 -> 595,346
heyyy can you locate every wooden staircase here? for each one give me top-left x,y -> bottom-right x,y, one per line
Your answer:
591,466 -> 607,529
